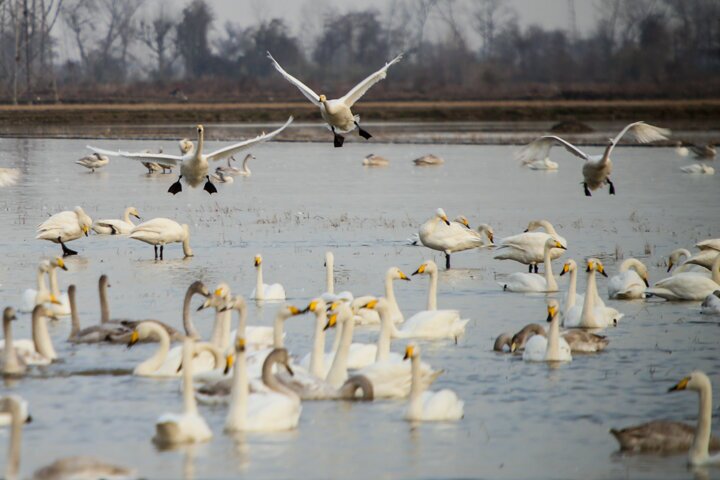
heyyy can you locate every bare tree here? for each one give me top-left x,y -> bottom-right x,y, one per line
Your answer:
473,0 -> 515,58
139,3 -> 176,78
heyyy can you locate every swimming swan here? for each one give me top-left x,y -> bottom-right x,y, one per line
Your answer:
1,308 -> 25,376
607,258 -> 649,299
362,154 -> 390,166
494,219 -> 567,273
251,254 -> 286,301
564,259 -> 623,328
646,255 -> 720,301
519,300 -> 572,362
0,305 -> 57,366
516,121 -> 670,196
509,317 -> 608,354
216,153 -> 253,177
36,206 -> 92,256
75,152 -> 109,172
419,208 -> 494,269
130,218 -> 193,260
413,154 -> 444,166
92,207 -> 141,235
500,238 -> 565,293
403,344 -> 463,422
67,285 -> 132,344
267,51 -> 401,147
88,117 -> 292,195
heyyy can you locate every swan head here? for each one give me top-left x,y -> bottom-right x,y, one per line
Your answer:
586,259 -> 608,277
280,305 -> 304,318
546,299 -> 560,322
546,238 -> 566,250
403,343 -> 419,360
129,207 -> 141,220
454,215 -> 470,228
3,306 -> 17,322
319,94 -> 327,103
667,248 -> 691,272
559,259 -> 577,276
388,267 -> 411,281
477,223 -> 494,243
435,208 -> 450,225
323,312 -> 339,331
189,281 -> 209,297
304,298 -> 327,314
324,251 -> 334,268
51,257 -> 68,271
668,371 -> 710,394
358,297 -> 380,310
412,260 -> 437,276
524,219 -> 550,233
196,125 -> 204,135
254,255 -> 263,267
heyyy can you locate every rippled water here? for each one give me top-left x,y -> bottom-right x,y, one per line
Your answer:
0,135 -> 718,479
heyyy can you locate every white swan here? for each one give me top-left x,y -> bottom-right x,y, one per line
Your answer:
681,163 -> 715,174
92,207 -> 141,235
88,117 -> 292,195
0,167 -> 20,187
1,396 -> 135,480
611,371 -> 720,466
0,394 -> 29,427
685,249 -> 720,271
22,258 -> 66,314
494,219 -> 567,272
403,344 -> 463,422
67,284 -> 132,344
413,154 -> 444,166
1,308 -> 25,376
646,255 -> 720,301
516,121 -> 670,196
320,252 -> 381,324
607,258 -> 649,299
560,258 -> 622,327
564,259 -> 622,328
667,248 -> 710,276
522,156 -> 559,170
418,208 -> 494,269
153,338 -> 213,447
500,238 -> 565,293
267,51 -> 401,147
559,259 -> 585,315
130,218 -> 193,260
127,321 -> 223,377
698,238 -> 720,252
0,305 -> 57,366
217,153 -> 253,177
224,339 -> 302,432
35,206 -> 92,256
75,152 -> 109,172
521,300 -> 572,362
251,254 -> 286,301
701,291 -> 720,315
362,154 -> 389,166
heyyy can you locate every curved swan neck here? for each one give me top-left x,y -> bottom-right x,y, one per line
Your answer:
544,244 -> 558,291
242,155 -> 251,174
99,277 -> 110,324
137,323 -> 171,374
691,379 -> 713,463
182,286 -> 201,339
181,340 -> 198,415
326,310 -> 354,388
309,310 -> 327,378
182,229 -> 193,257
538,220 -> 557,236
427,269 -> 438,311
545,312 -> 561,360
69,286 -> 80,338
263,351 -> 298,397
32,307 -> 56,360
123,207 -> 133,224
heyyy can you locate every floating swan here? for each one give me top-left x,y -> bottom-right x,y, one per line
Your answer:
130,218 -> 193,260
418,208 -> 494,269
67,284 -> 132,344
646,255 -> 720,301
0,305 -> 57,365
559,259 -> 585,317
251,254 -> 286,301
0,168 -> 20,187
217,153 -> 253,176
1,395 -> 135,480
522,156 -> 559,170
211,169 -> 234,184
607,258 -> 649,299
153,338 -> 213,447
267,51 -> 401,147
22,258 -> 66,314
667,248 -> 710,276
403,344 -> 463,422
509,320 -> 608,354
516,121 -> 670,196
701,291 -> 720,315
520,300 -> 572,362
362,154 -> 389,166
1,308 -> 25,376
88,117 -> 292,195
413,154 -> 444,166
611,371 -> 720,466
36,206 -> 92,256
75,152 -> 109,172
500,238 -> 565,292
92,207 -> 141,235
494,219 -> 566,272
681,163 -> 715,174
563,259 -> 623,328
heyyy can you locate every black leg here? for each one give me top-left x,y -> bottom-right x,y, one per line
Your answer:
154,245 -> 158,260
203,175 -> 217,195
59,238 -> 78,257
528,264 -> 533,273
583,183 -> 592,197
534,264 -> 539,274
445,253 -> 451,269
331,126 -> 345,148
355,121 -> 372,140
160,245 -> 164,260
168,175 -> 183,195
607,178 -> 616,195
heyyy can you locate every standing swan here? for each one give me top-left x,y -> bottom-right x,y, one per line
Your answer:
607,258 -> 649,299
251,254 -> 286,301
36,206 -> 92,256
88,117 -> 292,195
500,238 -> 565,292
130,218 -> 193,260
418,208 -> 494,269
403,344 -> 463,422
267,51 -> 402,147
516,121 -> 670,196
75,152 -> 109,172
92,207 -> 141,235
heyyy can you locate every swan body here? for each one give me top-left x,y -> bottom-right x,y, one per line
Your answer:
681,163 -> 715,174
494,220 -> 566,271
362,154 -> 389,166
67,285 -> 132,344
141,147 -> 174,174
647,255 -> 720,301
251,254 -> 286,301
216,153 -> 253,176
509,322 -> 608,354
75,152 -> 109,172
211,170 -> 234,184
516,121 -> 670,196
36,206 -> 92,256
403,344 -> 463,422
0,168 -> 20,187
521,301 -> 572,362
268,51 -> 401,147
0,305 -> 57,366
413,154 -> 444,166
607,258 -> 649,299
701,291 -> 720,315
500,237 -> 565,292
666,248 -> 710,275
563,259 -> 623,328
92,207 -> 141,235
697,239 -> 720,252
689,143 -> 717,159
130,218 -> 193,260
523,157 -> 559,170
419,208 -> 494,269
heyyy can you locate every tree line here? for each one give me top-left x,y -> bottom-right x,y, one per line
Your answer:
0,0 -> 718,104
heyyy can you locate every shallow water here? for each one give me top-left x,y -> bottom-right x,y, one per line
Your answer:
0,136 -> 719,479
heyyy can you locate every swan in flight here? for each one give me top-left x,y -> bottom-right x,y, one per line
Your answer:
0,167 -> 20,186
75,152 -> 109,172
217,153 -> 253,176
130,218 -> 193,260
494,219 -> 566,273
610,371 -> 720,466
646,255 -> 720,301
36,206 -> 92,256
607,258 -> 649,299
92,207 -> 141,235
88,117 -> 292,195
362,154 -> 390,167
413,154 -> 444,166
516,121 -> 670,196
418,208 -> 494,269
267,51 -> 402,147
500,238 -> 565,293
403,344 -> 463,422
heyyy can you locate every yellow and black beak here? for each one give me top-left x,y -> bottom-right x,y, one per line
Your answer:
598,265 -> 608,278
560,263 -> 570,277
127,330 -> 139,348
668,376 -> 690,393
403,344 -> 414,360
324,313 -> 338,331
398,271 -> 411,281
412,264 -> 427,276
288,305 -> 302,315
133,213 -> 141,220
488,233 -> 494,243
441,215 -> 450,226
82,225 -> 89,236
57,258 -> 68,271
305,300 -> 319,313
362,299 -> 379,310
586,261 -> 594,273
254,257 -> 261,267
643,276 -> 650,287
547,306 -> 557,322
49,294 -> 61,305
666,262 -> 673,273
555,242 -> 566,250
510,342 -> 517,353
224,354 -> 235,375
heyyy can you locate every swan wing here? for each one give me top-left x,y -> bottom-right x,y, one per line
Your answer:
516,135 -> 590,164
340,53 -> 403,107
205,116 -> 293,162
610,121 -> 671,148
267,52 -> 321,106
420,389 -> 464,421
245,393 -> 301,431
88,145 -> 182,166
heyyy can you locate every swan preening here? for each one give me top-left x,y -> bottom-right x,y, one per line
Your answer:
88,117 -> 292,195
611,371 -> 720,466
516,121 -> 670,196
267,51 -> 402,147
75,152 -> 109,172
418,208 -> 494,269
36,206 -> 92,256
494,219 -> 566,273
607,258 -> 649,299
92,207 -> 141,235
130,218 -> 193,260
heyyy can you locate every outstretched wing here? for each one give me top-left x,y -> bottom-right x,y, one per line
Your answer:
516,135 -> 591,164
607,121 -> 671,157
340,53 -> 403,108
86,146 -> 183,167
267,52 -> 321,106
205,117 -> 293,163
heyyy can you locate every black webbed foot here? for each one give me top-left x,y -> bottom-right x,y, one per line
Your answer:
334,134 -> 345,148
168,176 -> 183,195
583,183 -> 592,197
203,176 -> 217,195
59,237 -> 78,257
607,178 -> 616,195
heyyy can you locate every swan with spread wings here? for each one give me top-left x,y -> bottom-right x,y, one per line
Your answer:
87,117 -> 293,195
516,121 -> 670,196
267,51 -> 402,148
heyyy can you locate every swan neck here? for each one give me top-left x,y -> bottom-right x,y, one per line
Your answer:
544,245 -> 558,291
242,156 -> 251,174
69,288 -> 80,338
567,268 -> 577,308
580,270 -> 598,327
325,258 -> 334,294
32,308 -> 56,360
3,317 -> 20,373
36,267 -> 48,296
182,287 -> 200,339
210,308 -> 232,351
255,265 -> 264,300
263,351 -> 298,398
139,323 -> 170,374
545,313 -> 561,360
326,314 -> 354,388
196,129 -> 204,158
181,341 -> 198,415
691,381 -> 713,462
309,310 -> 327,378
182,233 -> 193,257
273,314 -> 285,348
408,354 -> 424,420
427,269 -> 438,311
99,278 -> 110,324
7,408 -> 21,480
123,208 -> 132,224
330,320 -> 342,353
376,306 -> 393,362
226,343 -> 248,431
385,271 -> 397,305
48,267 -> 60,297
